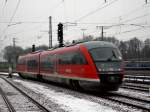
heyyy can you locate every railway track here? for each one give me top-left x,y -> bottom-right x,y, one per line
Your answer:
124,75 -> 150,84
1,73 -> 150,111
99,92 -> 150,111
121,82 -> 149,92
10,76 -> 150,112
0,86 -> 16,112
0,77 -> 51,112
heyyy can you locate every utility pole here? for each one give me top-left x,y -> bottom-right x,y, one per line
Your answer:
101,26 -> 104,41
96,26 -> 104,41
58,23 -> 63,47
13,38 -> 16,47
49,16 -> 52,48
12,38 -> 16,67
81,28 -> 86,39
145,0 -> 147,4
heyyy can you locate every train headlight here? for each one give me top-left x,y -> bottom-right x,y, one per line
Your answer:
98,68 -> 105,72
98,68 -> 101,72
117,68 -> 121,71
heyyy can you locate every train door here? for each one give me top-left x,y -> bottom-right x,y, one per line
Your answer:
53,54 -> 58,74
37,53 -> 42,79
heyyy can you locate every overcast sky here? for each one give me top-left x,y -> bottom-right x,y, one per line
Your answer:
0,0 -> 150,51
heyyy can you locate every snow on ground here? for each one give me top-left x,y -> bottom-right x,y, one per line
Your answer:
0,72 -> 8,75
14,79 -> 117,112
12,73 -> 19,76
0,72 -> 19,76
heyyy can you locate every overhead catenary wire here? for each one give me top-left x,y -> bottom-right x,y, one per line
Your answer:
51,0 -> 64,15
64,1 -> 149,29
96,12 -> 150,34
0,0 -> 21,40
0,0 -> 7,18
64,0 -> 149,38
101,2 -> 150,26
75,0 -> 119,22
117,3 -> 148,21
108,25 -> 150,36
0,1 -> 63,33
0,0 -> 64,48
106,3 -> 150,31
120,12 -> 150,24
0,21 -> 48,24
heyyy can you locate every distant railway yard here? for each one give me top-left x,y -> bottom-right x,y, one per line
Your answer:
0,71 -> 149,112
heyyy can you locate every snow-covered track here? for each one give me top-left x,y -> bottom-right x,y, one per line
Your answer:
0,86 -> 16,112
0,77 -> 51,112
101,92 -> 150,111
124,75 -> 150,84
121,82 -> 149,92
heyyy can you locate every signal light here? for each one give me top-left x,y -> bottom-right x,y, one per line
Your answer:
58,23 -> 63,41
57,23 -> 63,47
32,44 -> 35,52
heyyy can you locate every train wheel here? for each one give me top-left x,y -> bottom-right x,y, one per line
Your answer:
70,80 -> 82,91
18,73 -> 25,78
69,79 -> 74,89
37,74 -> 43,81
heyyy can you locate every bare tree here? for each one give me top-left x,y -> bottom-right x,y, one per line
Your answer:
3,46 -> 23,64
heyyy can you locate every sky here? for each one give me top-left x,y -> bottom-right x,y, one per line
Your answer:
0,0 -> 150,52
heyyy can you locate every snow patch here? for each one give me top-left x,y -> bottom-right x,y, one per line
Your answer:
118,88 -> 150,98
0,72 -> 8,75
14,79 -> 117,112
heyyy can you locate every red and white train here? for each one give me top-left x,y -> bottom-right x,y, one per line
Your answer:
16,41 -> 124,91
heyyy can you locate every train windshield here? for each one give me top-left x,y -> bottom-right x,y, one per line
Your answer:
89,47 -> 122,61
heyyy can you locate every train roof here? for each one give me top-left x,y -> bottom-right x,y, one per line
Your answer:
19,50 -> 42,58
50,41 -> 117,52
18,41 -> 117,58
79,41 -> 117,50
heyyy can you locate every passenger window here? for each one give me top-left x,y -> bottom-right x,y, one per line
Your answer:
41,55 -> 54,69
59,51 -> 87,65
72,52 -> 87,65
27,59 -> 38,68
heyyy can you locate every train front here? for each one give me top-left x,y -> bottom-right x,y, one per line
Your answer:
83,41 -> 124,91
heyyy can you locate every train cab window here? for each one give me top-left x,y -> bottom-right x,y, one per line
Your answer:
59,54 -> 71,64
90,47 -> 122,61
27,59 -> 38,68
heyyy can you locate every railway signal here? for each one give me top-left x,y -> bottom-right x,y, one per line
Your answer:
145,0 -> 147,4
57,23 -> 63,47
32,44 -> 35,52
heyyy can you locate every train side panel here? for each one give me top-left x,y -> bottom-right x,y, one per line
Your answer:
16,56 -> 27,74
17,52 -> 41,78
40,45 -> 99,82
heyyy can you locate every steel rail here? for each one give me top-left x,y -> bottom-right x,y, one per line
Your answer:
121,83 -> 149,92
121,85 -> 149,92
0,77 -> 51,112
101,92 -> 150,111
0,86 -> 16,112
1,74 -> 150,111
